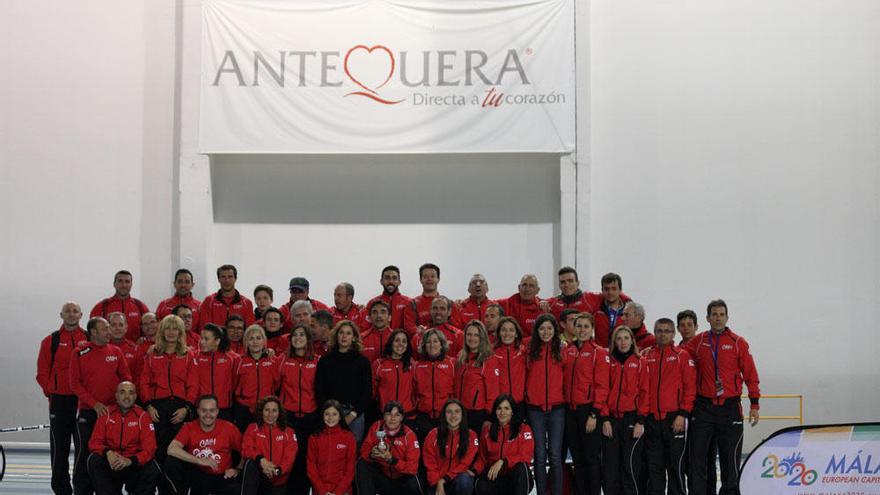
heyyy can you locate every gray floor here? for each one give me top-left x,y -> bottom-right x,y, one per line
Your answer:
1,448 -> 58,494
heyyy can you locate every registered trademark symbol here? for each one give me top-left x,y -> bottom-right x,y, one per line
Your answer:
525,48 -> 534,55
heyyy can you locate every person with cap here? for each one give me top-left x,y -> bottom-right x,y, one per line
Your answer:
36,301 -> 89,495
198,264 -> 255,331
280,276 -> 329,328
90,270 -> 150,342
86,381 -> 159,495
155,268 -> 202,331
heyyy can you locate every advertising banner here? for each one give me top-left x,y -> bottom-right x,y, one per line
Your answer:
740,423 -> 880,495
200,0 -> 575,153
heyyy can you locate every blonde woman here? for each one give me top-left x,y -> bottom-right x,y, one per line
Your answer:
315,320 -> 372,443
138,314 -> 198,480
454,320 -> 500,433
233,324 -> 275,432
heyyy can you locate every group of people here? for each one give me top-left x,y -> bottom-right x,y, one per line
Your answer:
36,263 -> 761,495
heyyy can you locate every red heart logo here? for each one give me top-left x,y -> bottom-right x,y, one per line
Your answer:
344,45 -> 395,95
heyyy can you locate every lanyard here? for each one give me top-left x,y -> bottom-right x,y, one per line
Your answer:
709,331 -> 721,380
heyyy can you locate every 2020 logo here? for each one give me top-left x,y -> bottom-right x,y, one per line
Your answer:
761,452 -> 818,486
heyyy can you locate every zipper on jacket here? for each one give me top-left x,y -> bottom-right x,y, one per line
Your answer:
210,353 -> 215,398
656,347 -> 664,419
569,346 -> 580,405
167,358 -> 173,399
269,424 -> 273,462
395,362 -> 400,402
298,361 -> 303,415
614,360 -> 625,417
118,411 -> 125,451
431,364 -> 436,417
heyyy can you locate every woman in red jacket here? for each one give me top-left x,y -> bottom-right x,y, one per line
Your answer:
196,323 -> 239,422
601,326 -> 649,495
241,395 -> 299,495
455,321 -> 500,434
233,325 -> 276,432
373,329 -> 416,427
307,400 -> 357,495
263,307 -> 288,356
356,401 -> 422,495
423,399 -> 479,495
524,313 -> 566,495
492,316 -> 527,422
275,324 -> 319,495
413,329 -> 456,441
138,314 -> 198,492
563,313 -> 610,495
474,394 -> 534,495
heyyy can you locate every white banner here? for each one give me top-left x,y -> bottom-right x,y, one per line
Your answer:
740,424 -> 880,495
200,0 -> 575,153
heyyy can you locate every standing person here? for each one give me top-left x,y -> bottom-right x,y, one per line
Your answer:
233,325 -> 276,431
592,273 -> 631,348
677,310 -> 699,346
69,316 -> 133,495
134,313 -> 159,361
620,302 -> 657,351
473,395 -> 534,495
563,313 -> 610,495
413,296 -> 463,357
138,314 -> 198,494
524,314 -> 566,495
166,395 -> 243,495
600,326 -> 649,495
107,312 -> 141,382
155,269 -> 201,331
356,401 -> 423,495
275,324 -> 320,495
90,270 -> 150,342
196,323 -> 239,421
644,318 -> 696,495
315,320 -> 373,444
281,276 -> 330,328
307,400 -> 357,495
408,263 -> 463,329
361,300 -> 394,363
86,381 -> 159,495
482,304 -> 504,345
684,300 -> 761,495
331,282 -> 365,326
458,274 -> 496,325
252,284 -> 275,322
492,317 -> 527,422
36,301 -> 89,495
454,321 -> 500,434
498,274 -> 543,337
365,265 -> 414,332
309,309 -> 333,358
198,264 -> 255,330
262,307 -> 288,355
544,267 -> 600,322
225,314 -> 246,355
241,396 -> 299,495
413,329 -> 456,441
423,399 -> 479,495
373,329 -> 417,426
170,304 -> 199,351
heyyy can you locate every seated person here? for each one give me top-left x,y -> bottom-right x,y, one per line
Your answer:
473,395 -> 534,495
241,396 -> 298,495
356,401 -> 422,495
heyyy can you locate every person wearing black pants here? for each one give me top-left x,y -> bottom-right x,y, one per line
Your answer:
287,412 -> 319,495
49,394 -> 80,494
73,409 -> 99,494
645,415 -> 688,495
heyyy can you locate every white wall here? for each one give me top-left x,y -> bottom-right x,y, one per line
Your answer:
589,0 -> 880,447
0,0 -> 176,439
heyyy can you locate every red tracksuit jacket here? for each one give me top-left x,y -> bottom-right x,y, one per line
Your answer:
458,297 -> 496,327
242,423 -> 299,485
275,354 -> 319,416
360,421 -> 421,478
525,343 -> 566,411
455,353 -> 501,413
364,292 -> 414,334
473,423 -> 534,474
234,352 -> 276,409
307,425 -> 357,495
198,290 -> 255,331
372,358 -> 416,413
498,294 -> 543,337
644,345 -> 696,420
88,405 -> 157,465
36,326 -> 88,397
330,304 -> 365,327
563,340 -> 610,413
546,291 -> 600,322
90,296 -> 150,342
684,328 -> 761,408
423,427 -> 479,486
112,339 -> 141,384
280,298 -> 330,331
413,356 -> 456,418
361,326 -> 393,364
196,350 -> 239,409
494,343 -> 527,403
408,295 -> 464,330
155,294 -> 202,330
69,343 -> 132,410
412,323 -> 463,360
602,352 -> 649,420
591,295 -> 631,348
138,350 -> 199,405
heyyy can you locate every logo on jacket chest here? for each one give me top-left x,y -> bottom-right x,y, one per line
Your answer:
106,355 -> 119,363
128,421 -> 138,427
336,443 -> 348,450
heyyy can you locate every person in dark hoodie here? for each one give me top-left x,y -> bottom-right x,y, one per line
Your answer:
315,320 -> 372,444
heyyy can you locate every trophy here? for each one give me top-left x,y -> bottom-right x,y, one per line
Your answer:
376,429 -> 388,452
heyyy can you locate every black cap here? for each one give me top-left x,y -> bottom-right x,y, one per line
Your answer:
289,277 -> 309,290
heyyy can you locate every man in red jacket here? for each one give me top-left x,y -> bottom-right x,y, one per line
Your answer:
684,300 -> 760,495
330,282 -> 364,326
408,263 -> 463,330
155,269 -> 202,330
69,317 -> 133,495
282,277 -> 330,320
90,270 -> 150,342
644,318 -> 696,495
544,267 -> 600,321
499,274 -> 543,337
365,265 -> 414,332
592,273 -> 632,347
621,301 -> 657,351
87,381 -> 159,495
36,301 -> 89,495
166,395 -> 243,495
199,265 -> 255,331
458,273 -> 496,325
107,312 -> 142,383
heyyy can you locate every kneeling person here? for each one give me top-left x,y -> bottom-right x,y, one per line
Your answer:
87,381 -> 159,495
356,401 -> 422,495
166,395 -> 242,495
241,396 -> 298,495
